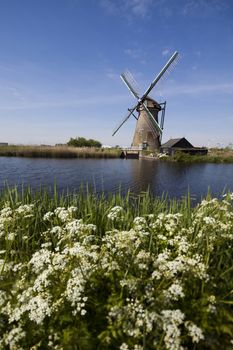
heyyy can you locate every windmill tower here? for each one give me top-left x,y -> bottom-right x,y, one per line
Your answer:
112,51 -> 179,151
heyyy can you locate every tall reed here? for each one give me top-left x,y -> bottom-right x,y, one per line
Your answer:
0,146 -> 121,158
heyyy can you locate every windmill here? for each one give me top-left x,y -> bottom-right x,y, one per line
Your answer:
112,51 -> 179,151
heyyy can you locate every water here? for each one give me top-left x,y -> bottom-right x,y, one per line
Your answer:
0,157 -> 233,201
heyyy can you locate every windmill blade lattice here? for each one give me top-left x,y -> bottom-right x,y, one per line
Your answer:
151,54 -> 181,100
120,70 -> 140,99
141,51 -> 179,101
121,69 -> 140,97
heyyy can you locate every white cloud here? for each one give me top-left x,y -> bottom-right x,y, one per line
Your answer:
165,82 -> 233,96
0,90 -> 129,111
106,72 -> 118,80
195,51 -> 201,57
101,0 -> 228,19
162,48 -> 170,57
106,69 -> 119,80
183,0 -> 228,16
124,47 -> 147,65
129,0 -> 154,17
124,48 -> 140,59
100,0 -> 156,19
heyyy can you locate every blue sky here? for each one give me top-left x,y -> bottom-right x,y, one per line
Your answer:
0,0 -> 232,147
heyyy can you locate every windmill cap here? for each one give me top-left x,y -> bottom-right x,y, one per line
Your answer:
138,96 -> 162,110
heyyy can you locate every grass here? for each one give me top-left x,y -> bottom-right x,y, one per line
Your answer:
0,187 -> 233,349
161,148 -> 233,163
0,186 -> 187,238
0,145 -> 121,158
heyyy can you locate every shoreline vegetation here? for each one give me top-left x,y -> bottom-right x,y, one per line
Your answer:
159,148 -> 233,163
0,145 -> 121,158
0,187 -> 233,349
0,145 -> 233,162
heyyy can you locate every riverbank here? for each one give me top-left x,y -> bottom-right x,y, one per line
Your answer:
1,146 -> 233,163
160,148 -> 233,163
0,145 -> 121,158
0,187 -> 232,349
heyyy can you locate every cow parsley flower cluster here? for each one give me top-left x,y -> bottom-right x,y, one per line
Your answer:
107,206 -> 124,221
0,194 -> 232,349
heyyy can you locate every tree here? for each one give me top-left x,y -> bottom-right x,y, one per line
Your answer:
67,137 -> 102,148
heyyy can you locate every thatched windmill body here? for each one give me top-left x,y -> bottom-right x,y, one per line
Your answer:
112,51 -> 179,151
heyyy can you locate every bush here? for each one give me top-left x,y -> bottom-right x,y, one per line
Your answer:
67,137 -> 102,148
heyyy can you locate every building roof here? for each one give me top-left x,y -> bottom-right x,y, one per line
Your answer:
161,138 -> 194,148
161,138 -> 183,148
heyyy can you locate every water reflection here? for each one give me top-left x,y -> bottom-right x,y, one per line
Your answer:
129,159 -> 162,194
0,157 -> 233,201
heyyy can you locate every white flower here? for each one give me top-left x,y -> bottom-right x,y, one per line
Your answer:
65,219 -> 83,236
81,309 -> 87,316
12,263 -> 23,272
0,290 -> 7,307
222,192 -> 233,200
203,216 -> 216,225
6,232 -> 15,241
54,207 -> 70,222
208,295 -> 216,304
165,282 -> 185,301
27,294 -> 51,324
133,217 -> 147,226
185,321 -> 204,343
0,207 -> 13,218
107,206 -> 124,221
51,252 -> 66,270
50,226 -> 64,239
41,242 -> 52,248
162,309 -> 185,325
207,304 -> 217,313
65,268 -> 88,316
162,309 -> 185,350
43,211 -> 54,221
68,206 -> 77,214
33,268 -> 52,292
15,204 -> 34,216
4,325 -> 25,349
29,249 -> 51,272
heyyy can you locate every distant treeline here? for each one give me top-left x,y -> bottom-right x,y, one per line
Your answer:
67,137 -> 102,148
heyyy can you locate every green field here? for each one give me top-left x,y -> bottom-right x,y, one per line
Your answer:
0,188 -> 233,349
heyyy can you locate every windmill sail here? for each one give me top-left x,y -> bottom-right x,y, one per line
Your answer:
112,105 -> 137,136
141,51 -> 179,101
142,102 -> 162,135
120,70 -> 140,99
